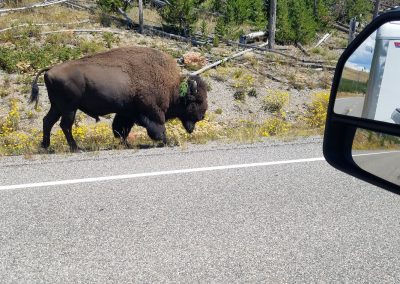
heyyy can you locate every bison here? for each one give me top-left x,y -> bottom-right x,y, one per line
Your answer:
30,46 -> 208,151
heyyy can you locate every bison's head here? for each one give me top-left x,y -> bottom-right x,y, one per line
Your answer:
179,75 -> 208,133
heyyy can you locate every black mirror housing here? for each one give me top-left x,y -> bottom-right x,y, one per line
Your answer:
324,9 -> 400,195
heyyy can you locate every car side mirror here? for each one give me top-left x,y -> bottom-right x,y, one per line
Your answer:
324,9 -> 400,195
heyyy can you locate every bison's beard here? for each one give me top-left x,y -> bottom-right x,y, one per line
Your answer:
182,120 -> 195,133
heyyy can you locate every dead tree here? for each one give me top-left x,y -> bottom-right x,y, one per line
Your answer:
268,0 -> 276,50
373,0 -> 381,19
138,0 -> 143,33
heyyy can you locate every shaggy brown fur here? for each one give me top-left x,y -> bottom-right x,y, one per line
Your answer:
31,46 -> 208,151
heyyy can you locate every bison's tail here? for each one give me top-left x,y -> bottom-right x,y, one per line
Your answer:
30,67 -> 51,106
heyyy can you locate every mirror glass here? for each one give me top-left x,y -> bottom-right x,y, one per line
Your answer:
352,128 -> 400,186
335,21 -> 400,124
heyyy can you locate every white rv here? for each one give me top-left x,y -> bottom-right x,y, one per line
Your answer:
363,21 -> 400,123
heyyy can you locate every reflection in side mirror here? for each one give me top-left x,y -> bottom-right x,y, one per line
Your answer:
352,129 -> 400,186
335,21 -> 400,124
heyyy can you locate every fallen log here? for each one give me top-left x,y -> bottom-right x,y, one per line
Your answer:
295,42 -> 310,56
332,23 -> 349,33
190,42 -> 269,76
0,0 -> 68,14
263,59 -> 336,71
64,0 -> 95,11
239,31 -> 266,44
257,70 -> 287,83
226,40 -> 299,61
145,27 -> 206,46
40,29 -> 125,35
117,7 -> 134,28
314,33 -> 331,48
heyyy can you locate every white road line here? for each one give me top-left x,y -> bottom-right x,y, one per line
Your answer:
353,150 -> 400,157
0,157 -> 325,191
1,151 -> 399,191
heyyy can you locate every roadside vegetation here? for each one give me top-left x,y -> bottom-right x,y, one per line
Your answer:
0,0 -> 384,156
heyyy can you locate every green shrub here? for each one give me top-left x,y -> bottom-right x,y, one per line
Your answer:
0,99 -> 20,134
233,90 -> 246,102
102,32 -> 120,48
260,117 -> 291,137
0,41 -> 82,74
78,40 -> 105,54
0,89 -> 10,98
262,90 -> 289,113
45,33 -> 76,45
303,91 -> 329,128
215,108 -> 223,115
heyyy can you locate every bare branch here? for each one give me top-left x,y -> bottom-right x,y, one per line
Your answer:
0,0 -> 68,14
190,42 -> 269,76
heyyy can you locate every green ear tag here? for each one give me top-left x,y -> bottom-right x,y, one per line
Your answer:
179,81 -> 188,97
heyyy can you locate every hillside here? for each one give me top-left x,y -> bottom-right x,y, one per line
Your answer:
0,0 -> 349,155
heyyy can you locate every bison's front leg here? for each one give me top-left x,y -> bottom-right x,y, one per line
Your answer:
138,115 -> 167,145
112,113 -> 134,147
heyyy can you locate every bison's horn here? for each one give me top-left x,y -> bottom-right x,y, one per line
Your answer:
191,80 -> 198,94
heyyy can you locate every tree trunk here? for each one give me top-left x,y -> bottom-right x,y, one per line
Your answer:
268,0 -> 276,50
373,0 -> 381,19
138,0 -> 144,34
313,0 -> 317,17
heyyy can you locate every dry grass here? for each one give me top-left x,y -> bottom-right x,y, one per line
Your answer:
353,129 -> 400,151
129,7 -> 162,27
342,67 -> 369,83
0,6 -> 91,29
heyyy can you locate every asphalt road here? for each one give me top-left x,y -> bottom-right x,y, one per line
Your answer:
334,97 -> 365,117
353,151 -> 400,186
1,138 -> 400,283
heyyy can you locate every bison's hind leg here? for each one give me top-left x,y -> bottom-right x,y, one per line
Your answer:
42,106 -> 61,149
60,110 -> 80,152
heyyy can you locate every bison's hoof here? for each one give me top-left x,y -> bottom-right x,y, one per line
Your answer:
41,141 -> 50,149
70,147 -> 84,153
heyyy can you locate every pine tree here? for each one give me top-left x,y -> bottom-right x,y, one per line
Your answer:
276,0 -> 295,43
315,0 -> 331,30
346,0 -> 373,21
288,0 -> 316,44
211,0 -> 223,13
97,0 -> 125,13
160,0 -> 198,36
249,0 -> 267,29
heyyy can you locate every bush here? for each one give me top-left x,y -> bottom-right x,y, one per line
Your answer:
0,130 -> 41,156
303,91 -> 329,128
262,90 -> 289,113
215,108 -> 223,115
0,99 -> 20,135
232,71 -> 255,95
0,40 -> 82,73
78,40 -> 105,55
233,90 -> 246,101
97,0 -> 126,13
0,89 -> 10,98
102,32 -> 120,48
260,117 -> 291,137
